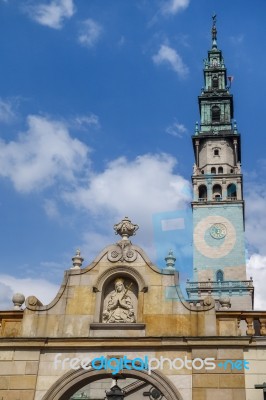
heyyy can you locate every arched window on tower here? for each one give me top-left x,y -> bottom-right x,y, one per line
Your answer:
213,184 -> 222,200
198,185 -> 207,202
216,270 -> 224,282
227,183 -> 237,200
212,76 -> 219,89
212,106 -> 220,123
211,167 -> 216,174
218,166 -> 223,174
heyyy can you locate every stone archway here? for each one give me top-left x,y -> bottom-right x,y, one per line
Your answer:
41,368 -> 183,400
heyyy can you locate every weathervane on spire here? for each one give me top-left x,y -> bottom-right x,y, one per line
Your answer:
211,13 -> 217,48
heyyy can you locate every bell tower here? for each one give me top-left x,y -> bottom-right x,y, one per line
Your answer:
186,16 -> 254,310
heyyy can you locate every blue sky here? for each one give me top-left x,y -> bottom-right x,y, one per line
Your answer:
0,0 -> 266,309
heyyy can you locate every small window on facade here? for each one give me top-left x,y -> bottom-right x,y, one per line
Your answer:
211,167 -> 216,174
214,149 -> 219,156
218,166 -> 223,174
230,168 -> 233,173
212,106 -> 220,122
216,270 -> 224,282
212,76 -> 218,89
201,170 -> 204,174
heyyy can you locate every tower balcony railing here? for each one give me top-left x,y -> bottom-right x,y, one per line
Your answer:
195,197 -> 240,202
186,280 -> 254,290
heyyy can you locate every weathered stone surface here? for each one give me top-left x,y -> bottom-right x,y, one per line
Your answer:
0,390 -> 35,400
0,350 -> 14,360
0,361 -> 26,375
36,375 -> 59,390
9,375 -> 36,389
219,374 -> 245,388
14,350 -> 40,361
193,374 -> 219,388
0,377 -> 8,389
26,361 -> 39,375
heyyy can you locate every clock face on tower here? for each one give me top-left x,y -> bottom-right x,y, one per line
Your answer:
210,223 -> 227,239
194,216 -> 236,259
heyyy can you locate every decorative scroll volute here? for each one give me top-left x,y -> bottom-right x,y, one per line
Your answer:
107,244 -> 137,263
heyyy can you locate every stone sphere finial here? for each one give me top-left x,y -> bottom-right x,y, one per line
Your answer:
12,293 -> 25,310
71,249 -> 84,269
114,217 -> 139,240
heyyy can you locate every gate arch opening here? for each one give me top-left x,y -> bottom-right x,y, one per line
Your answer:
41,366 -> 183,400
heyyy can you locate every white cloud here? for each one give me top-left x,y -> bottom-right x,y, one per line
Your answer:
247,254 -> 266,310
80,231 -> 115,263
26,0 -> 75,29
0,282 -> 13,310
118,36 -> 126,47
230,34 -> 244,46
64,153 -> 190,217
40,260 -> 67,269
153,44 -> 189,78
244,168 -> 266,309
0,115 -> 89,193
43,198 -> 60,218
63,153 -> 191,258
0,97 -> 16,123
74,113 -> 100,129
78,19 -> 102,48
161,0 -> 190,15
0,275 -> 59,309
166,121 -> 187,138
245,182 -> 266,255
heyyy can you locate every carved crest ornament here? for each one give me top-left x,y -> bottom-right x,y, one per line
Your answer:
107,217 -> 139,262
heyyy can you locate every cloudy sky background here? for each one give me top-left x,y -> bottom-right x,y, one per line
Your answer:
0,0 -> 266,309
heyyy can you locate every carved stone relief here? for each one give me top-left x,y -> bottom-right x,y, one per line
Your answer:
107,243 -> 137,263
102,277 -> 137,323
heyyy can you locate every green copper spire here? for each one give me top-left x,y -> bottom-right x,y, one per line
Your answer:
212,13 -> 217,49
196,16 -> 234,134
